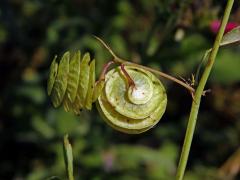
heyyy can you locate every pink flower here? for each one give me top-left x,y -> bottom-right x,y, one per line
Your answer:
210,20 -> 238,34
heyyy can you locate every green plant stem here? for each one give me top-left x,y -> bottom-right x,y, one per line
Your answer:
176,1 -> 234,180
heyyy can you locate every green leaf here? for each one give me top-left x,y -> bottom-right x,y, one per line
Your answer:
196,26 -> 240,82
63,135 -> 74,180
220,26 -> 240,47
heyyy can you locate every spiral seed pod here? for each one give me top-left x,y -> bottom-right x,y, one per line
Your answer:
47,51 -> 96,114
47,48 -> 167,134
96,65 -> 167,134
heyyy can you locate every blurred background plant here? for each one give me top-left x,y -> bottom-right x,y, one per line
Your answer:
0,0 -> 240,179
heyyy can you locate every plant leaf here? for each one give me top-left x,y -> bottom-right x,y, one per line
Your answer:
220,26 -> 240,47
196,26 -> 240,83
63,134 -> 74,180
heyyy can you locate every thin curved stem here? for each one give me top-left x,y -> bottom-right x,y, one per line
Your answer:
120,64 -> 136,88
98,60 -> 115,81
94,36 -> 195,94
176,1 -> 234,179
122,61 -> 195,94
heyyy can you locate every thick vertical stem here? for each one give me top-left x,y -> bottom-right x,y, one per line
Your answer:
176,1 -> 234,179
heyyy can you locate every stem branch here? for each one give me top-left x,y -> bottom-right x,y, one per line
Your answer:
122,61 -> 195,93
94,36 -> 195,94
98,61 -> 115,81
176,1 -> 234,179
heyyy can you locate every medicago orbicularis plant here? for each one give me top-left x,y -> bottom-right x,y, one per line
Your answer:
47,42 -> 168,134
47,25 -> 240,135
47,1 -> 240,178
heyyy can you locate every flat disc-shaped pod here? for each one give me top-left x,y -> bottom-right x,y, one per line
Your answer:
47,50 -> 97,115
105,66 -> 164,119
50,52 -> 70,107
92,80 -> 105,102
47,55 -> 58,96
66,51 -> 81,102
97,89 -> 167,134
127,69 -> 153,105
71,93 -> 83,115
85,59 -> 95,110
63,51 -> 81,113
97,65 -> 167,134
78,53 -> 91,107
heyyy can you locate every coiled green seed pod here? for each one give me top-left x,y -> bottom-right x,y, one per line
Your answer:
47,50 -> 167,134
96,65 -> 167,134
47,51 -> 95,114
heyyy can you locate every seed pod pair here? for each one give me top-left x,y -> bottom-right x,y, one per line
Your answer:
47,51 -> 95,114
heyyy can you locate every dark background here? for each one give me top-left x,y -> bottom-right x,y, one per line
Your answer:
0,0 -> 240,179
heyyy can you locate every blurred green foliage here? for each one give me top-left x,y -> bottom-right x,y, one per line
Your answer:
0,0 -> 240,179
